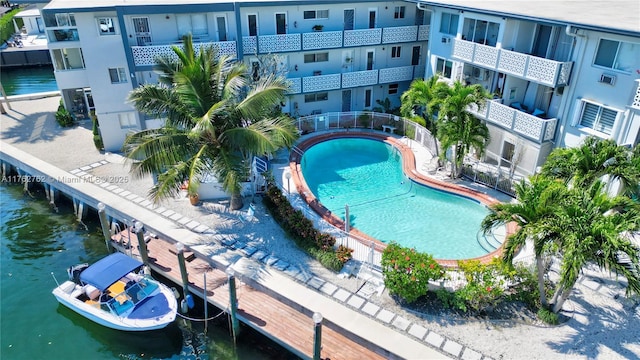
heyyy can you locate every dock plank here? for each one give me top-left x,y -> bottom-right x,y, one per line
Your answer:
113,230 -> 386,360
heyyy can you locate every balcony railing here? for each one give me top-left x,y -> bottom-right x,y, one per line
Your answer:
302,73 -> 341,92
632,80 -> 640,110
302,31 -> 342,50
241,25 -> 430,54
287,65 -> 422,92
131,40 -> 237,66
451,38 -> 573,87
472,100 -> 557,143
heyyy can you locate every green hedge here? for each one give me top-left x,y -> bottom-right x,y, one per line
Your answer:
262,179 -> 352,272
1,8 -> 24,44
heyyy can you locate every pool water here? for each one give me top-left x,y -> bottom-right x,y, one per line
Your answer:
301,138 -> 491,259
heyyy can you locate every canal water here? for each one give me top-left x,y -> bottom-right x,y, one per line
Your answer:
0,183 -> 295,359
0,66 -> 58,95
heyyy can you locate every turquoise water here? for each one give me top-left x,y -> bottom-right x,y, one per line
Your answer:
0,183 -> 292,359
0,66 -> 58,95
301,138 -> 490,259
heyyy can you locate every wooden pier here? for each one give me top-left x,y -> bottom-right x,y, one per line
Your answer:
113,230 -> 388,360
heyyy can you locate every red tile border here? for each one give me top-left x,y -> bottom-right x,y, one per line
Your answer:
289,132 -> 513,267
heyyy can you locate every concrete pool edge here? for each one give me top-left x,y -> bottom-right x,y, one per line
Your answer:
289,131 -> 514,267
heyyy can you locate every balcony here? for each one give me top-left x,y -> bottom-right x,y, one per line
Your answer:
131,40 -> 237,66
241,25 -> 430,54
472,100 -> 557,143
302,31 -> 342,50
452,38 -> 573,87
258,33 -> 301,53
342,70 -> 379,88
379,66 -> 413,83
287,77 -> 302,94
302,73 -> 341,92
632,80 -> 640,110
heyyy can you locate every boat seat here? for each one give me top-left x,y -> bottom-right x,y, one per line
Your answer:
85,285 -> 100,300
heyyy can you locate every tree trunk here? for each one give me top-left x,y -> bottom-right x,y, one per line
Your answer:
550,283 -> 564,306
552,287 -> 572,313
535,255 -> 548,307
230,193 -> 243,210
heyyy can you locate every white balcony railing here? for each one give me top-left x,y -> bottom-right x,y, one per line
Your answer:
243,36 -> 257,55
452,38 -> 573,87
341,70 -> 379,88
343,28 -> 382,47
475,100 -> 557,142
287,77 -> 302,94
258,33 -> 301,53
302,31 -> 342,50
382,25 -> 418,44
418,25 -> 430,41
379,66 -> 414,83
302,73 -> 341,92
131,40 -> 237,66
632,80 -> 640,110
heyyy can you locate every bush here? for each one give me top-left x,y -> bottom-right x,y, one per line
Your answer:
454,259 -> 505,313
0,8 -> 23,44
381,242 -> 445,303
55,100 -> 75,127
262,179 -> 351,272
91,115 -> 104,150
93,135 -> 104,151
537,307 -> 559,325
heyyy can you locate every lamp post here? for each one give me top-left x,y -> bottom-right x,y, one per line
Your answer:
312,312 -> 323,360
285,172 -> 292,199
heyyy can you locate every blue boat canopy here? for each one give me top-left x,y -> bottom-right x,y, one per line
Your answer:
80,253 -> 143,291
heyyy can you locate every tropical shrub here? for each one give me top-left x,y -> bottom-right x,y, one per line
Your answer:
91,115 -> 104,151
381,242 -> 446,303
55,100 -> 75,127
454,259 -> 505,313
262,180 -> 349,272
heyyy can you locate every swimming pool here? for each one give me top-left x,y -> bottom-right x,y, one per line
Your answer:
300,137 -> 494,260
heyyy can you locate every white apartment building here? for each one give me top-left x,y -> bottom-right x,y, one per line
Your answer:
40,0 -> 639,175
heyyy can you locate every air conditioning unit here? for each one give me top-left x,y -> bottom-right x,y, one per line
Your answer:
473,67 -> 489,81
599,73 -> 616,85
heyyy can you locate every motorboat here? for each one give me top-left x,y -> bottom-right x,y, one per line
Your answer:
52,252 -> 177,331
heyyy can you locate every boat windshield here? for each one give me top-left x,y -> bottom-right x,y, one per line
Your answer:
124,278 -> 159,305
98,278 -> 160,316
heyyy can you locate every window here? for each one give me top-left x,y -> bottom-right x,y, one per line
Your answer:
177,14 -> 208,37
248,14 -> 258,36
365,89 -> 372,108
51,48 -> 85,70
304,52 -> 329,63
109,68 -> 127,83
304,92 -> 328,103
439,13 -> 459,35
43,12 -> 76,27
394,6 -> 405,19
97,18 -> 116,35
594,39 -> 639,72
579,101 -> 618,135
118,113 -> 137,129
388,83 -> 399,95
436,57 -> 453,78
303,10 -> 329,19
391,46 -> 401,58
47,29 -> 79,42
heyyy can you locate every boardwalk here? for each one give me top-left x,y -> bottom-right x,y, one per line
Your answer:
113,230 -> 388,360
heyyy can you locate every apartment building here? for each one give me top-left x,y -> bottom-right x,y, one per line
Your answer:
40,0 -> 428,151
417,0 -> 639,175
40,0 -> 639,173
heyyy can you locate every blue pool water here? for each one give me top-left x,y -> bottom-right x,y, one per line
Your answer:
301,138 -> 491,259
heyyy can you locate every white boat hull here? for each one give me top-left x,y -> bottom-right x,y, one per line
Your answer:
53,279 -> 177,332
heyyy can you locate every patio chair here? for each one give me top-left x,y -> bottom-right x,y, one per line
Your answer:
239,203 -> 257,223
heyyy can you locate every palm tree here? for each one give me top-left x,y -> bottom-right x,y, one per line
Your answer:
400,76 -> 448,161
481,175 -> 567,307
436,81 -> 490,177
548,181 -> 640,313
540,136 -> 640,198
123,35 -> 298,209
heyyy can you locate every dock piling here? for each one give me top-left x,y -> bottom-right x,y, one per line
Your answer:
313,312 -> 323,360
97,203 -> 112,252
134,221 -> 149,265
176,242 -> 191,312
226,267 -> 240,343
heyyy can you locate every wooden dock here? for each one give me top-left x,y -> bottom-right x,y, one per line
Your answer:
113,230 -> 388,360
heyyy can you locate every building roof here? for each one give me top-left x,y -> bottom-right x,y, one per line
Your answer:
414,0 -> 640,36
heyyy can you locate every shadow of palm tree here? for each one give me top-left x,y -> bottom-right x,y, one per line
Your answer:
545,287 -> 640,359
1,109 -> 88,144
